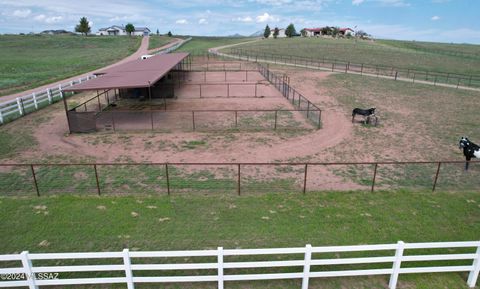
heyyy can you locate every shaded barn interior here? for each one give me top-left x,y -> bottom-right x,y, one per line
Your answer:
63,53 -> 190,132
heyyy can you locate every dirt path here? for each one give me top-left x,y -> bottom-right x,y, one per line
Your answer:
0,37 -> 182,102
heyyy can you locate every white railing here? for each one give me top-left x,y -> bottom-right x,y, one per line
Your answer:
0,75 -> 95,125
154,37 -> 192,55
0,241 -> 479,289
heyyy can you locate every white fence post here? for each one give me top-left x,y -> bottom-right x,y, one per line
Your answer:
218,247 -> 224,289
70,80 -> 74,86
16,97 -> 24,115
32,92 -> 38,109
123,249 -> 135,289
302,244 -> 312,289
21,251 -> 38,289
467,245 -> 480,287
79,77 -> 82,84
47,88 -> 52,103
59,88 -> 64,99
389,241 -> 405,289
0,109 -> 3,124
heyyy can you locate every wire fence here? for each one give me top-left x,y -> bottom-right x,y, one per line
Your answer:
95,109 -> 314,132
226,48 -> 480,89
0,160 -> 478,197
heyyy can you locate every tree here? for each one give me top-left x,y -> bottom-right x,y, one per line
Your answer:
125,23 -> 135,36
285,23 -> 296,38
300,28 -> 307,37
356,30 -> 369,39
167,31 -> 172,37
263,25 -> 271,39
273,27 -> 279,39
156,29 -> 159,35
331,27 -> 340,38
75,17 -> 90,36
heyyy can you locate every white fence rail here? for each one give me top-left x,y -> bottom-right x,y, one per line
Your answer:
154,37 -> 192,55
0,75 -> 96,125
0,241 -> 479,288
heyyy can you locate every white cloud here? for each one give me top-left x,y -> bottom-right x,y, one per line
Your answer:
235,16 -> 253,23
256,12 -> 278,23
12,9 -> 31,18
34,14 -> 46,21
198,18 -> 207,24
431,15 -> 440,21
376,0 -> 410,7
176,19 -> 188,24
352,0 -> 364,5
33,14 -> 63,24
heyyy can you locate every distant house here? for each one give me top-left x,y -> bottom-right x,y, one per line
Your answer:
339,28 -> 354,36
304,28 -> 322,37
96,25 -> 150,36
269,28 -> 286,38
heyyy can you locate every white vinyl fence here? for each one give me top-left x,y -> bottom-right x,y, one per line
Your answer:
0,75 -> 95,125
0,241 -> 479,289
154,37 -> 192,55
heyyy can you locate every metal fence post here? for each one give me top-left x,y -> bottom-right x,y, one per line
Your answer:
237,164 -> 241,196
389,241 -> 405,289
30,165 -> 40,197
218,247 -> 224,289
371,163 -> 378,192
432,162 -> 441,192
273,110 -> 278,130
165,164 -> 171,195
192,111 -> 196,131
467,245 -> 480,287
301,244 -> 312,289
123,249 -> 135,289
93,164 -> 101,195
303,164 -> 308,194
21,251 -> 38,289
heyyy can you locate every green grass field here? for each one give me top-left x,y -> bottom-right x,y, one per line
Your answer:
0,35 -> 141,96
176,36 -> 256,53
147,35 -> 173,50
226,37 -> 480,75
0,191 -> 478,288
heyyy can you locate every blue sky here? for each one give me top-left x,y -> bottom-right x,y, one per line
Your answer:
1,0 -> 480,44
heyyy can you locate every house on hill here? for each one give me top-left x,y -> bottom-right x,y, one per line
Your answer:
339,28 -> 354,36
269,28 -> 286,38
96,25 -> 150,36
304,28 -> 322,37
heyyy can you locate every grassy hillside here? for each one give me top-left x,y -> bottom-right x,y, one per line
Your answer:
0,191 -> 478,288
0,35 -> 141,96
147,35 -> 173,50
176,36 -> 257,53
226,37 -> 480,75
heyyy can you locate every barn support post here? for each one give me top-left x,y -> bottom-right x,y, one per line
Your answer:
432,162 -> 442,192
371,163 -> 378,192
30,165 -> 40,197
61,89 -> 72,134
93,164 -> 101,195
